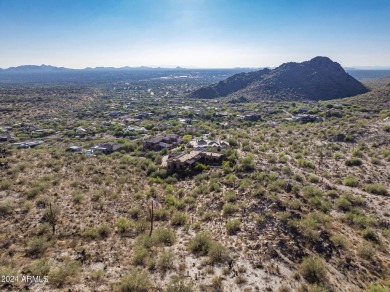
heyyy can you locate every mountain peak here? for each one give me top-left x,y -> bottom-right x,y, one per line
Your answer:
189,57 -> 369,101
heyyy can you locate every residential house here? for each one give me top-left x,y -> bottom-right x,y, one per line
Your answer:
166,150 -> 226,172
90,143 -> 122,154
12,140 -> 44,149
143,134 -> 182,151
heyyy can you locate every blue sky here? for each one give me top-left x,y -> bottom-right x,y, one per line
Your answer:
0,0 -> 389,68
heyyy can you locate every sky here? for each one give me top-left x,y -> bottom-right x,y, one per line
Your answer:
0,0 -> 390,69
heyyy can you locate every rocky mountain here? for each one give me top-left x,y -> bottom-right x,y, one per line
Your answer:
188,68 -> 270,99
189,57 -> 369,101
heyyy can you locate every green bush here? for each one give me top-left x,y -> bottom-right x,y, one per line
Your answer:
362,228 -> 379,243
302,185 -> 323,199
115,217 -> 134,233
297,159 -> 315,169
345,158 -> 362,167
0,200 -> 14,216
226,220 -> 241,235
208,241 -> 228,264
48,259 -> 81,287
188,230 -> 228,264
335,196 -> 352,211
299,256 -> 327,284
132,246 -> 150,266
308,175 -> 320,183
171,211 -> 188,226
364,184 -> 388,196
156,251 -> 175,273
358,242 -> 376,260
150,228 -> 176,247
27,236 -> 50,256
343,175 -> 359,187
223,203 -> 237,216
165,275 -> 193,292
28,258 -> 52,276
83,227 -> 99,240
189,231 -> 213,255
115,268 -> 153,292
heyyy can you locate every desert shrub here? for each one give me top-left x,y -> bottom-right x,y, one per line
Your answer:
362,228 -> 379,243
297,159 -> 315,169
239,155 -> 255,172
132,246 -> 150,266
97,224 -> 111,238
383,229 -> 390,240
189,231 -> 213,255
330,234 -> 348,249
128,206 -> 142,219
299,256 -> 327,284
73,191 -> 84,203
115,268 -> 153,292
343,211 -> 374,229
188,230 -> 228,264
208,241 -> 228,264
268,179 -> 287,192
48,259 -> 81,287
0,200 -> 14,216
308,175 -> 320,183
367,284 -> 390,292
150,228 -> 176,247
222,203 -> 237,216
364,184 -> 388,196
171,211 -> 187,226
83,227 -> 99,240
165,275 -> 193,292
302,185 -> 323,199
28,258 -> 52,276
309,284 -> 329,292
343,175 -> 358,187
115,217 -> 134,233
358,242 -> 376,260
335,196 -> 352,212
209,180 -> 221,192
156,251 -> 175,273
345,158 -> 362,167
135,218 -> 149,234
201,211 -> 214,222
27,236 -> 50,256
0,179 -> 11,190
226,220 -> 240,235
154,208 -> 169,221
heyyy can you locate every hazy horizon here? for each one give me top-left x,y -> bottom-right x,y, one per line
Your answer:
1,0 -> 390,69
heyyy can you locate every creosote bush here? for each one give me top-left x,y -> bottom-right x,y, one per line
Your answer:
48,259 -> 81,287
364,184 -> 388,196
115,267 -> 153,292
299,256 -> 327,284
188,230 -> 228,264
226,219 -> 241,235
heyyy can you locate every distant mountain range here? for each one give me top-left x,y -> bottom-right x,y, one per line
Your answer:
0,64 -> 194,73
189,57 -> 370,101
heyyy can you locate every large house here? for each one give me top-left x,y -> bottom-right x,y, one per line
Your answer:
189,138 -> 229,150
143,134 -> 182,151
166,150 -> 226,172
90,142 -> 122,154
